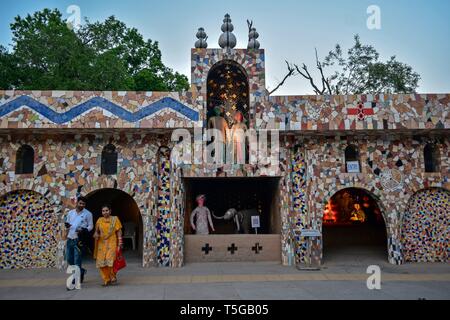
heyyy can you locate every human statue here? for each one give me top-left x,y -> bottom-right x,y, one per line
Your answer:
230,110 -> 248,164
208,106 -> 228,163
350,203 -> 366,223
208,106 -> 228,142
190,194 -> 215,234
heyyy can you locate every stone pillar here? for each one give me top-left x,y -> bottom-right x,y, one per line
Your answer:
289,146 -> 311,265
169,165 -> 185,267
156,147 -> 172,266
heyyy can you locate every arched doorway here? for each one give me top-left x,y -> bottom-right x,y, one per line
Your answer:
402,188 -> 449,262
85,189 -> 143,262
322,188 -> 388,264
0,190 -> 58,269
207,60 -> 250,128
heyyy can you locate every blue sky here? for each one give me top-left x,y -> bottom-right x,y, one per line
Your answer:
1,0 -> 449,94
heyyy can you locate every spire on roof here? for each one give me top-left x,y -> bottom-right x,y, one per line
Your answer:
195,27 -> 208,48
218,14 -> 236,49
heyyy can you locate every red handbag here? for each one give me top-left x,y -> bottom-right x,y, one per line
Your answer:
113,248 -> 126,273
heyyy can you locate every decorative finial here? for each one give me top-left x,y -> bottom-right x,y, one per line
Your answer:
247,20 -> 260,49
195,27 -> 208,48
218,14 -> 236,49
248,28 -> 260,49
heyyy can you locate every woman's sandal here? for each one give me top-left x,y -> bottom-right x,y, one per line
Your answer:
102,281 -> 110,287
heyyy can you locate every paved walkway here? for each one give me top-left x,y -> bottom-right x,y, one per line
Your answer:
1,255 -> 449,300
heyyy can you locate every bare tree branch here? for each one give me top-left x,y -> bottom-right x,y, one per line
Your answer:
294,63 -> 324,95
269,61 -> 296,95
246,20 -> 253,39
315,48 -> 332,94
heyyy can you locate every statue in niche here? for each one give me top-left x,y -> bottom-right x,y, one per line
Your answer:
208,106 -> 228,140
208,106 -> 228,163
212,208 -> 259,234
350,203 -> 366,223
190,195 -> 215,234
229,110 -> 248,164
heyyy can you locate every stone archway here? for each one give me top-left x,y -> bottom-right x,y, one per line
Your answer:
85,188 -> 144,262
0,190 -> 58,269
402,187 -> 449,262
321,187 -> 389,265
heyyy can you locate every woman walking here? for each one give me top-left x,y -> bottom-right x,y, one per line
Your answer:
93,204 -> 123,286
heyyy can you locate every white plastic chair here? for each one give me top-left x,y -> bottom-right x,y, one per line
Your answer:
123,222 -> 137,251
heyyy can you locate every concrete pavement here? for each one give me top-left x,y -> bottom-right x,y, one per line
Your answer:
1,254 -> 449,300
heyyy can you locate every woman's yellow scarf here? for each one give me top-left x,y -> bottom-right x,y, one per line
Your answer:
93,216 -> 117,259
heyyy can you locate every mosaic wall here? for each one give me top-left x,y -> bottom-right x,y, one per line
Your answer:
0,91 -> 201,129
279,141 -> 294,266
0,133 -> 448,268
261,93 -> 450,131
1,90 -> 447,133
290,147 -> 310,264
0,133 -> 173,268
156,147 -> 172,266
402,188 -> 449,262
0,190 -> 58,269
299,135 -> 449,264
143,161 -> 159,267
169,166 -> 185,267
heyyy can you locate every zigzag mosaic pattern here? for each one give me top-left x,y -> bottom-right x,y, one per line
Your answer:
0,95 -> 199,123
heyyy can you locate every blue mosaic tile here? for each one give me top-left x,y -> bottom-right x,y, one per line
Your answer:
0,96 -> 199,123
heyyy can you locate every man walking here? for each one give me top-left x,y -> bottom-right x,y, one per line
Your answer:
65,196 -> 94,283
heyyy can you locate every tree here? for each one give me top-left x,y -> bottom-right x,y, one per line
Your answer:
77,15 -> 189,91
79,17 -> 164,85
0,45 -> 18,89
8,9 -> 94,90
272,35 -> 420,95
1,9 -> 189,91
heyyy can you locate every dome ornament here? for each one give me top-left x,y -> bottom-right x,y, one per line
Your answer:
247,20 -> 260,50
218,14 -> 237,49
195,27 -> 208,48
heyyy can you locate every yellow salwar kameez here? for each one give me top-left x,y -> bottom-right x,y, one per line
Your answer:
93,216 -> 122,285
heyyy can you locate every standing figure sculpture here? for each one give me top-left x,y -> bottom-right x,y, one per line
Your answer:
190,194 -> 215,234
208,106 -> 228,140
208,106 -> 228,163
230,111 -> 248,164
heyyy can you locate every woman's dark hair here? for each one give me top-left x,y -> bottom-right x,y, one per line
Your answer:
101,204 -> 112,210
77,196 -> 88,203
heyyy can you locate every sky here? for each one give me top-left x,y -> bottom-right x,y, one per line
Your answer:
1,0 -> 449,95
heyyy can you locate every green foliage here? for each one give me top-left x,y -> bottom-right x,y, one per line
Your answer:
322,35 -> 420,94
0,9 -> 189,91
0,45 -> 18,89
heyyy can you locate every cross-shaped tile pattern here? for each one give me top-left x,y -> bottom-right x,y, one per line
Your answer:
227,243 -> 238,254
252,242 -> 263,254
201,243 -> 212,255
347,102 -> 374,121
